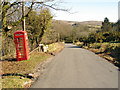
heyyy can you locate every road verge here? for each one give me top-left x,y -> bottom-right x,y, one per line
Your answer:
75,42 -> 120,68
2,42 -> 64,88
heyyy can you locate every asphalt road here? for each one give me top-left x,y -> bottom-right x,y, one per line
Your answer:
31,44 -> 118,88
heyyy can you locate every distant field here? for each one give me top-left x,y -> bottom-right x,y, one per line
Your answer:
88,25 -> 101,31
52,19 -> 102,26
79,21 -> 102,26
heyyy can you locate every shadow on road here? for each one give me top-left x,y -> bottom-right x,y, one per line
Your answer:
66,46 -> 80,48
118,68 -> 120,71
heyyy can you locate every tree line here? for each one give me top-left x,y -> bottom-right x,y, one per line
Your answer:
52,20 -> 90,43
81,17 -> 120,45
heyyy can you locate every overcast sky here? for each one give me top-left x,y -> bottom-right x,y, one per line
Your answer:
51,0 -> 120,22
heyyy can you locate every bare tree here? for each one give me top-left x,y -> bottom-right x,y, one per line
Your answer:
1,0 -> 68,33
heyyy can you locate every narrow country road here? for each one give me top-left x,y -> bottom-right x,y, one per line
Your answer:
31,44 -> 118,88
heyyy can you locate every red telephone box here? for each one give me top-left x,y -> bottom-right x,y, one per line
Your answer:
14,31 -> 30,61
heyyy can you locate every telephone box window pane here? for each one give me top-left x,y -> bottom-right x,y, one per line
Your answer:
19,48 -> 23,50
17,38 -> 23,42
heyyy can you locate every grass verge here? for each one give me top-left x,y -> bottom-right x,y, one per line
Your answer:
75,42 -> 120,68
2,42 -> 65,88
2,52 -> 51,88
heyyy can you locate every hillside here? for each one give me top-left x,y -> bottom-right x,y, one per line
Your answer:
53,20 -> 102,26
79,21 -> 102,26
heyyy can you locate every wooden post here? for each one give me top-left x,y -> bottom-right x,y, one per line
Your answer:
22,0 -> 25,31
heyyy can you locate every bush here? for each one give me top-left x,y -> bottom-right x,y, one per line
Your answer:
83,31 -> 120,44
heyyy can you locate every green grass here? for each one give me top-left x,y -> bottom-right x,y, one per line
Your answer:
2,76 -> 31,88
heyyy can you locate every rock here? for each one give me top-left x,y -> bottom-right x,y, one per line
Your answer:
28,73 -> 39,78
39,44 -> 43,46
23,80 -> 33,88
43,46 -> 48,52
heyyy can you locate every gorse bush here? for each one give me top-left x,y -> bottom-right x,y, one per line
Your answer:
87,31 -> 120,43
79,31 -> 120,45
80,18 -> 120,44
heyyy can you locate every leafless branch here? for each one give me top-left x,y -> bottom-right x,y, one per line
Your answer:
11,2 -> 34,26
5,2 -> 22,12
42,3 -> 69,12
6,5 -> 19,17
